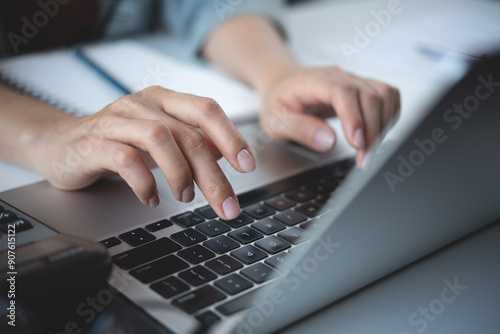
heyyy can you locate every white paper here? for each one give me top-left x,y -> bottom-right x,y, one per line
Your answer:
83,40 -> 260,121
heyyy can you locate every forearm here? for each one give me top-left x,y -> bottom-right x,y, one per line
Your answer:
202,15 -> 300,99
0,85 -> 71,170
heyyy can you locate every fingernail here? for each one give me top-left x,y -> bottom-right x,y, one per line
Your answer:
361,149 -> 375,170
314,128 -> 335,150
222,197 -> 240,220
237,149 -> 256,173
354,128 -> 365,149
182,185 -> 195,203
149,191 -> 160,207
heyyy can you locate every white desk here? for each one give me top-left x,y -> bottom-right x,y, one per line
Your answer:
1,0 -> 500,332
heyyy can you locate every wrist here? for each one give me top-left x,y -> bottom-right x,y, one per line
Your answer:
252,52 -> 302,100
20,108 -> 72,172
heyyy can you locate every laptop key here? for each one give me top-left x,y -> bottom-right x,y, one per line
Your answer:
145,219 -> 173,232
196,220 -> 230,237
255,236 -> 291,254
305,182 -> 335,195
173,285 -> 226,314
171,211 -> 205,228
195,205 -> 218,219
195,311 -> 221,328
216,288 -> 261,316
130,255 -> 189,283
228,227 -> 263,244
285,188 -> 315,203
324,176 -> 342,188
230,245 -> 267,265
171,228 -> 207,247
220,213 -> 254,228
241,263 -> 278,284
296,202 -> 323,217
251,218 -> 286,235
265,252 -> 291,270
100,237 -> 121,249
178,265 -> 217,287
288,243 -> 311,255
278,227 -> 312,244
150,276 -> 189,299
274,210 -> 307,226
205,255 -> 243,275
1,218 -> 33,233
112,237 -> 181,270
243,203 -> 275,219
315,195 -> 332,205
203,235 -> 239,254
119,228 -> 156,247
265,197 -> 295,211
329,159 -> 354,178
215,273 -> 253,295
300,218 -> 323,231
178,245 -> 215,264
0,210 -> 16,223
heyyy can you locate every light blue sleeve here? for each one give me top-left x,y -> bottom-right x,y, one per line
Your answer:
161,0 -> 286,58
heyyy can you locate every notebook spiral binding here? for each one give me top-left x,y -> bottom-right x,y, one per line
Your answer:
0,69 -> 83,116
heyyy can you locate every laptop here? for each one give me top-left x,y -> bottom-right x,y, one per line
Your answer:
0,51 -> 499,333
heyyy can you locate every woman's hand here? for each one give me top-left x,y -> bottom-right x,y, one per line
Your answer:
259,66 -> 401,168
202,16 -> 400,168
35,86 -> 255,220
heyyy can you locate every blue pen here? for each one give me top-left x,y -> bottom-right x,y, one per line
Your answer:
71,45 -> 132,96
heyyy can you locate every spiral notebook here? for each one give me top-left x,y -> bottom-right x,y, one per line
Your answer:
0,40 -> 259,120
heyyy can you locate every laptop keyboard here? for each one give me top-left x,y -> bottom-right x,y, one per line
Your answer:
0,200 -> 57,251
102,158 -> 354,326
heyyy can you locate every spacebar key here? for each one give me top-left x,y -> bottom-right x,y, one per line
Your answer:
173,285 -> 226,314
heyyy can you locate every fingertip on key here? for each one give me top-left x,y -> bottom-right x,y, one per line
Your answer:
222,196 -> 240,220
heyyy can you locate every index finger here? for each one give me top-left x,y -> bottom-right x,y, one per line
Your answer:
142,88 -> 256,174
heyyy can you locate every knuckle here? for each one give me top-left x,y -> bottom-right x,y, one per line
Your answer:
112,146 -> 139,170
340,84 -> 357,96
143,121 -> 171,143
181,131 -> 207,152
196,98 -> 223,118
379,84 -> 395,100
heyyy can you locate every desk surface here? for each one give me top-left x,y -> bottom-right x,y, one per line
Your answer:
1,0 -> 500,333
